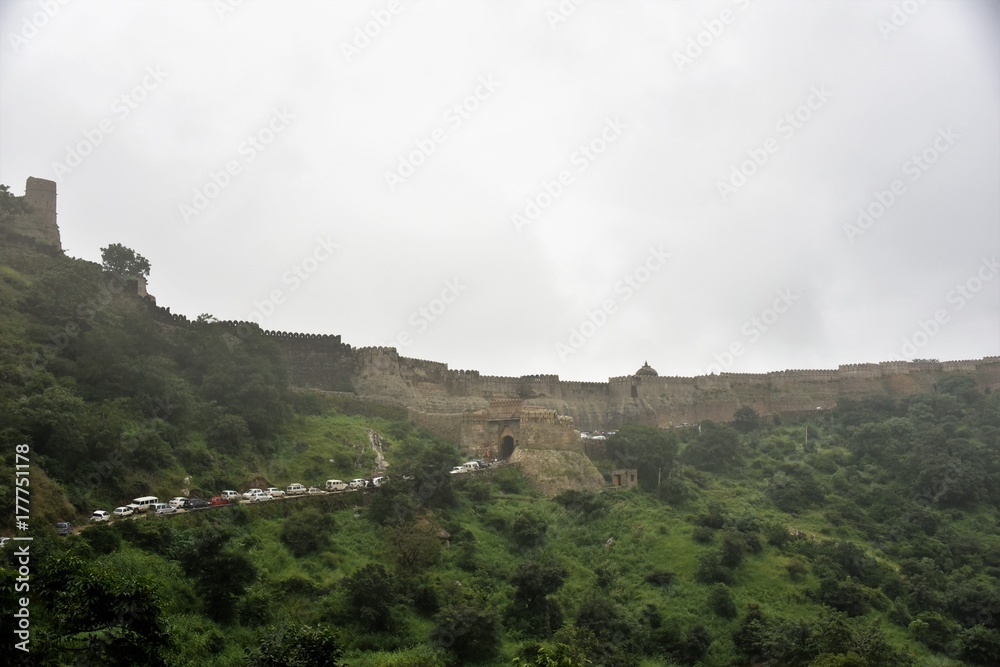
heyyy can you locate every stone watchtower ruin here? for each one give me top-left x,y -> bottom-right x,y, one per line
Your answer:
2,177 -> 61,251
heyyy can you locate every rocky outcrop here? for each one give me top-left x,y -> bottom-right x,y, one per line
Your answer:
509,449 -> 605,496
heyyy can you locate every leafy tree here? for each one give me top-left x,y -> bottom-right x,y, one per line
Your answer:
574,594 -> 636,649
708,583 -> 738,618
0,183 -> 30,224
393,435 -> 460,509
733,406 -> 761,433
281,508 -> 334,557
512,643 -> 591,667
101,242 -> 150,278
34,554 -> 169,666
176,524 -> 257,623
247,624 -> 345,667
683,421 -> 745,472
341,563 -> 397,632
366,482 -> 417,526
959,625 -> 1000,665
511,509 -> 549,548
385,521 -> 442,573
605,423 -> 679,488
510,560 -> 568,637
432,601 -> 501,663
678,624 -> 712,665
206,412 -> 252,456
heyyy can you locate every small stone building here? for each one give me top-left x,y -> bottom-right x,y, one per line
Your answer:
611,468 -> 638,489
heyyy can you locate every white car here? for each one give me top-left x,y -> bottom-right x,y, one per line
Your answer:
168,497 -> 187,508
89,510 -> 110,523
113,506 -> 134,518
221,490 -> 241,501
247,490 -> 272,502
242,488 -> 264,500
449,466 -> 467,475
325,479 -> 348,492
286,483 -> 307,495
306,486 -> 325,495
266,487 -> 285,498
349,478 -> 368,489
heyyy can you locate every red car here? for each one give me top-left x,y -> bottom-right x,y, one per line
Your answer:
209,496 -> 230,506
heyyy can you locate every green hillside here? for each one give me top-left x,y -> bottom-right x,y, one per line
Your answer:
1,237 -> 999,666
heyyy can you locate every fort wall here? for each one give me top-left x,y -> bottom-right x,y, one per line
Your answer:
6,174 -> 997,439
133,303 -> 1000,435
1,177 -> 61,250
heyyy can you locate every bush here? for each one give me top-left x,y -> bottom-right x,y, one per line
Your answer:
246,623 -> 345,667
280,508 -> 334,557
720,530 -> 748,568
678,624 -> 712,665
692,526 -> 715,544
708,584 -> 738,619
431,602 -> 501,663
493,466 -> 529,494
341,563 -> 398,632
80,524 -> 121,554
695,551 -> 733,585
511,510 -> 548,548
644,569 -> 676,587
554,489 -> 607,517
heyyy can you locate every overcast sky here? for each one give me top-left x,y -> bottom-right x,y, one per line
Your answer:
1,0 -> 998,381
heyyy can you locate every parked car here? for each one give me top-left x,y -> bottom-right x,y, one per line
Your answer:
89,510 -> 110,523
242,488 -> 264,500
449,466 -> 467,475
155,505 -> 178,516
462,461 -> 481,471
168,497 -> 187,508
181,498 -> 210,510
209,496 -> 230,506
306,486 -> 325,494
372,476 -> 388,487
56,521 -> 72,535
325,479 -> 348,492
221,490 -> 241,501
150,503 -> 172,514
248,491 -> 273,502
286,483 -> 307,495
265,487 -> 285,498
127,496 -> 158,513
349,478 -> 369,489
113,506 -> 134,518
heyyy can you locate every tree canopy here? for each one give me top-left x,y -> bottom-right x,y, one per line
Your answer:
101,242 -> 151,278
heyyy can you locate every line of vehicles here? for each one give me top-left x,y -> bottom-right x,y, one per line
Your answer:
86,476 -> 390,524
